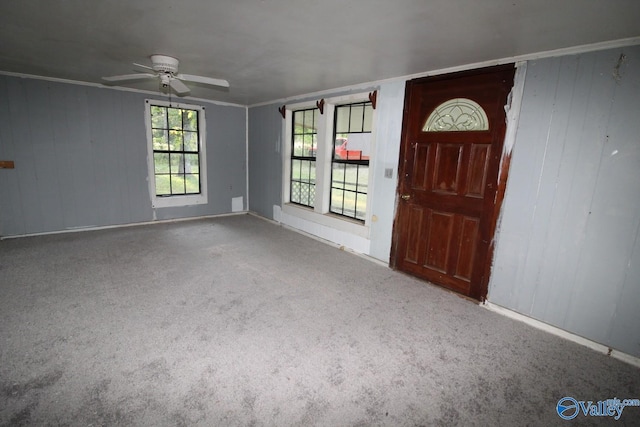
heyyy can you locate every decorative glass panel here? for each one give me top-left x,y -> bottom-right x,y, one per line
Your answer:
423,98 -> 489,132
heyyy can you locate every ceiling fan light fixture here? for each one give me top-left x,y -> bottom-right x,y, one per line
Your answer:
150,55 -> 179,73
159,73 -> 171,88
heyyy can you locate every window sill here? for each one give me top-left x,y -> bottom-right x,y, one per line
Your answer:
152,194 -> 208,208
282,203 -> 369,238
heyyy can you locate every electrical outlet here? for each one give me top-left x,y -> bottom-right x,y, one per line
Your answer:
384,168 -> 393,178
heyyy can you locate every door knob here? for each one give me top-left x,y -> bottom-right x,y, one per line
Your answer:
401,194 -> 411,200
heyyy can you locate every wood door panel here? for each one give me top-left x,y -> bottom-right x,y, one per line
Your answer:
424,210 -> 455,273
411,144 -> 431,191
466,144 -> 491,198
403,205 -> 425,264
414,193 -> 484,216
454,216 -> 480,281
393,65 -> 515,300
432,143 -> 463,194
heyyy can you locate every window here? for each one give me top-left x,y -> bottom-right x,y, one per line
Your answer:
423,98 -> 489,132
330,101 -> 373,220
145,100 -> 207,208
284,94 -> 376,228
290,108 -> 318,208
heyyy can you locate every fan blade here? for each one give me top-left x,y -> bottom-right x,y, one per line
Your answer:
133,62 -> 154,71
177,74 -> 229,88
169,78 -> 191,95
102,73 -> 155,83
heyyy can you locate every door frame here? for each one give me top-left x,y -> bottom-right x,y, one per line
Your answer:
390,64 -> 525,301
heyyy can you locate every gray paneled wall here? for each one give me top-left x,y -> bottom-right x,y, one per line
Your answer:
0,75 -> 246,236
248,103 -> 283,220
488,46 -> 640,357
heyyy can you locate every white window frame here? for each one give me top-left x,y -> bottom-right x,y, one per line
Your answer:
145,99 -> 208,208
282,93 -> 377,237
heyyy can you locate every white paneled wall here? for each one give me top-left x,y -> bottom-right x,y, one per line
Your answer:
488,46 -> 640,357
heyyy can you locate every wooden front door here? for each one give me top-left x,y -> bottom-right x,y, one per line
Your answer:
391,65 -> 515,300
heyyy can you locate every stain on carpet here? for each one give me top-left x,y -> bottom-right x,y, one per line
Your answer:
3,369 -> 64,399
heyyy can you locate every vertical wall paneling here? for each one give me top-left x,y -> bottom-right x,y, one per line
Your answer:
49,82 -> 79,230
119,93 -> 151,223
0,75 -> 247,236
368,80 -> 405,262
488,46 -> 640,357
0,77 -> 23,235
248,103 -> 283,220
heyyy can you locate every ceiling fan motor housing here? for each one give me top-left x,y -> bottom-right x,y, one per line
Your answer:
150,55 -> 179,73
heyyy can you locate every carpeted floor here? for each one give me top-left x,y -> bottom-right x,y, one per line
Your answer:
0,214 -> 638,426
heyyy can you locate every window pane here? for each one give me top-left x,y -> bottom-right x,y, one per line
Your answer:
292,159 -> 301,180
300,182 -> 311,206
183,110 -> 197,131
331,189 -> 344,214
350,105 -> 364,132
292,135 -> 304,157
170,153 -> 184,174
335,106 -> 350,133
343,133 -> 371,159
169,130 -> 183,151
171,175 -> 186,194
345,165 -> 358,191
291,181 -> 301,204
152,129 -> 168,150
307,160 -> 316,183
303,135 -> 314,157
185,174 -> 200,193
168,108 -> 182,130
297,160 -> 314,184
183,131 -> 198,151
343,191 -> 357,217
332,163 -> 346,189
184,153 -> 199,173
154,153 -> 169,174
363,105 -> 373,132
357,165 -> 369,193
293,111 -> 304,132
290,160 -> 315,208
151,106 -> 167,129
155,175 -> 171,195
356,193 -> 367,220
303,109 -> 315,130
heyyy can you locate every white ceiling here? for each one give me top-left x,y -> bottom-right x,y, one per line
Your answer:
1,1 -> 639,105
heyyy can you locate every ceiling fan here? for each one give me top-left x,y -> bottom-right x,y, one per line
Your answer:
102,54 -> 229,96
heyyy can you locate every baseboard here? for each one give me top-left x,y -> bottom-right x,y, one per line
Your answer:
483,301 -> 640,369
0,211 -> 249,240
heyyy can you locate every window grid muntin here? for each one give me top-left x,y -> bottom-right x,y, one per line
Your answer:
290,108 -> 318,208
330,101 -> 372,221
150,105 -> 201,196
